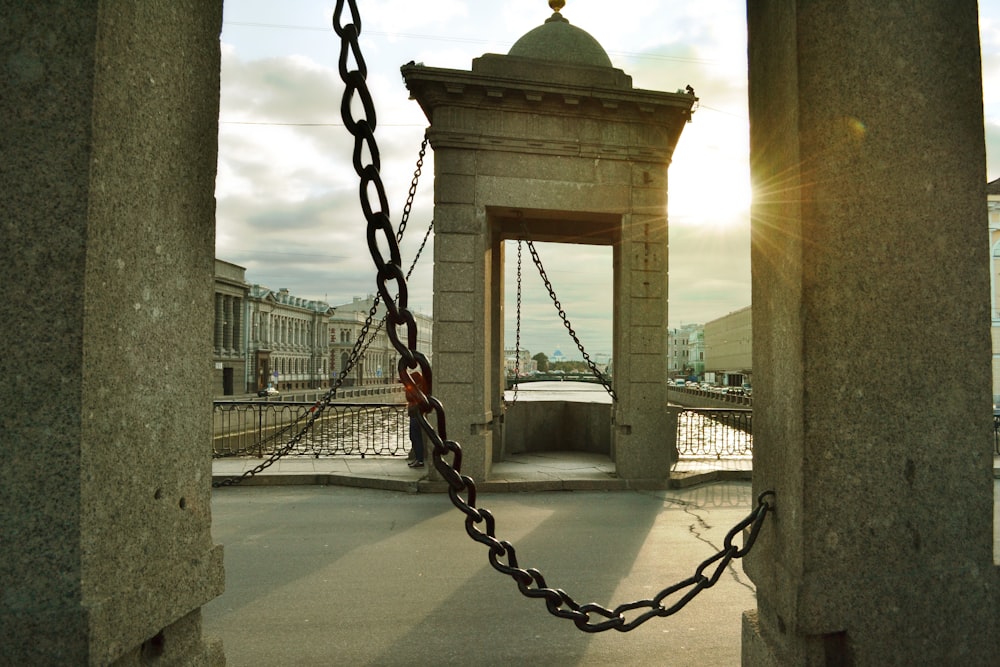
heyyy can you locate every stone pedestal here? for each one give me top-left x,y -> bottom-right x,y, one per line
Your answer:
1,2 -> 225,664
743,2 -> 999,663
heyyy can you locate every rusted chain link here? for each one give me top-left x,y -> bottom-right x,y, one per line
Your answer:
332,0 -> 773,632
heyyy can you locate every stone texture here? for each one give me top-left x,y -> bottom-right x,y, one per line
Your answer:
502,401 -> 612,456
743,1 -> 999,663
1,2 -> 225,663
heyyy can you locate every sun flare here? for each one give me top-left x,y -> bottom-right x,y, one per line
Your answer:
668,168 -> 751,231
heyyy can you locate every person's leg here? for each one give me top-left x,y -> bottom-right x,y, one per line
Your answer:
408,415 -> 424,466
414,423 -> 424,463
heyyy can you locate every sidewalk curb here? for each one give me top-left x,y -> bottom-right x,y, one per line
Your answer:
211,469 -> 755,492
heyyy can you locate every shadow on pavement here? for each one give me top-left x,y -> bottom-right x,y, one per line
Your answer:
204,483 -> 758,666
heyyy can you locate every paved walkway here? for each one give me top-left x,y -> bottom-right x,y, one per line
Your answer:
212,451 -> 753,492
213,450 -> 1000,492
206,453 -> 1000,665
205,477 -> 761,666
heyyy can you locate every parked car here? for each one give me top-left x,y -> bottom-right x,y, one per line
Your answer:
257,386 -> 279,397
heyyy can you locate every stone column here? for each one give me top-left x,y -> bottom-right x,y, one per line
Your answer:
743,2 -> 999,663
1,2 -> 225,664
233,297 -> 243,354
223,295 -> 234,354
428,149 -> 493,480
432,146 -> 495,482
215,293 -> 225,354
612,165 -> 675,482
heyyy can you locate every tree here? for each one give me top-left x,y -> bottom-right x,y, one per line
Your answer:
532,352 -> 549,373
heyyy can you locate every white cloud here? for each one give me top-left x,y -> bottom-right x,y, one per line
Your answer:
217,0 -> 999,356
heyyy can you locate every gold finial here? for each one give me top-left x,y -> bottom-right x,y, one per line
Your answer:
549,0 -> 566,12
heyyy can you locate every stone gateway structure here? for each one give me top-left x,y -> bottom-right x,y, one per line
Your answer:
3,1 -> 998,664
402,5 -> 695,484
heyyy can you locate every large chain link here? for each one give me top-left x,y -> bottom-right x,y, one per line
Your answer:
332,0 -> 773,632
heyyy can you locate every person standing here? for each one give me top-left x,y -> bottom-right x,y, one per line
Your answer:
405,370 -> 430,468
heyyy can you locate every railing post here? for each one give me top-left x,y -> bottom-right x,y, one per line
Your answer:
257,405 -> 263,458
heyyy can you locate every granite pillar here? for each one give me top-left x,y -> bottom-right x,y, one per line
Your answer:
1,2 -> 225,664
743,1 -> 999,663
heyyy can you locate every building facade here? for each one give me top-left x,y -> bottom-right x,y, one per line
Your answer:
504,348 -> 537,376
667,324 -> 704,379
245,285 -> 335,393
213,259 -> 250,396
990,178 -> 1000,405
330,295 -> 433,386
703,305 -> 752,387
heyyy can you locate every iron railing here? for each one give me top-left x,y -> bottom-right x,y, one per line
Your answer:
994,413 -> 1000,455
213,401 -> 408,458
213,402 -> 754,461
676,408 -> 752,458
668,385 -> 752,407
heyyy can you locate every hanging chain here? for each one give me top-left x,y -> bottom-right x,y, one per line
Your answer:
524,239 -> 617,401
331,0 -> 773,632
397,134 -> 427,245
504,240 -> 523,407
348,132 -> 430,372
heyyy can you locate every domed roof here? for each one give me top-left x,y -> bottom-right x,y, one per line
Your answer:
507,4 -> 613,69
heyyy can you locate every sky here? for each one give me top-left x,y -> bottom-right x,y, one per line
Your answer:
218,0 -> 1000,361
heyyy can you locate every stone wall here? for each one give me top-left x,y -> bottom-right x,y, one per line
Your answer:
501,401 -> 612,458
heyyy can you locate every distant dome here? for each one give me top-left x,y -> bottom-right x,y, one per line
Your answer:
507,11 -> 613,68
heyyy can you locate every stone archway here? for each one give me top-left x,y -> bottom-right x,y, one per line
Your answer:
402,6 -> 695,483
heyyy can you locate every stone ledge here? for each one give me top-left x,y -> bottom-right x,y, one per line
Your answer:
669,470 -> 753,489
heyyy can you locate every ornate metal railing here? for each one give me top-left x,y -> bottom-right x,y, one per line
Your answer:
676,408 -> 752,458
213,402 -> 753,461
213,401 -> 408,458
994,412 -> 1000,455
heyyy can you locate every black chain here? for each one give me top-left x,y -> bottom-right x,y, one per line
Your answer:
504,240 -> 523,407
333,0 -> 773,632
349,132 -> 430,374
397,134 -> 427,246
524,239 -> 617,401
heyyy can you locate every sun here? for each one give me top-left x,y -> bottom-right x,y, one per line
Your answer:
624,106 -> 751,232
667,118 -> 751,230
668,166 -> 751,231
